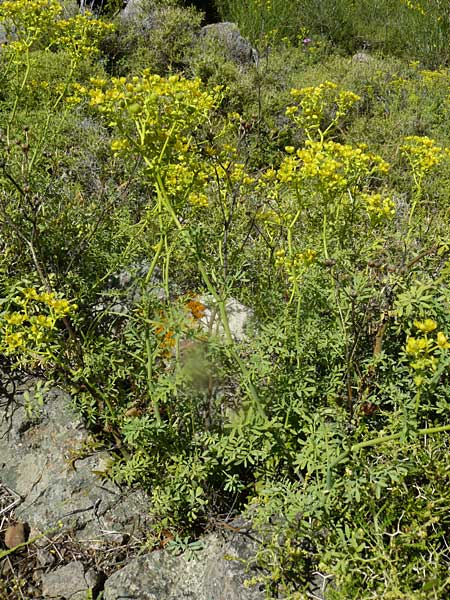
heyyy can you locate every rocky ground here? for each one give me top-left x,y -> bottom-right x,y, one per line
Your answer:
0,369 -> 267,600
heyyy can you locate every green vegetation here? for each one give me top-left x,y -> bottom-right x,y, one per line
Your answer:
1,0 -> 450,598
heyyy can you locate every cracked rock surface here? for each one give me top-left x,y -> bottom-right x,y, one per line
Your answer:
0,372 -> 268,600
41,560 -> 102,599
0,371 -> 151,544
103,530 -> 265,600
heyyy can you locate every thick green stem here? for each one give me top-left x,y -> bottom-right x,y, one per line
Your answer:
327,423 -> 450,489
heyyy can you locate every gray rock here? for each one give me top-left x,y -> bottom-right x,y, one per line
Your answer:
121,0 -> 158,29
200,296 -> 254,342
199,22 -> 258,65
103,530 -> 265,600
41,560 -> 101,599
95,261 -> 170,315
121,0 -> 145,21
352,51 -> 376,64
0,373 -> 151,543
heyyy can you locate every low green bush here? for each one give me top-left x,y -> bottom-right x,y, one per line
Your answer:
101,1 -> 203,75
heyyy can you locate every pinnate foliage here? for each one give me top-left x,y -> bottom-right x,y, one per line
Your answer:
0,1 -> 450,598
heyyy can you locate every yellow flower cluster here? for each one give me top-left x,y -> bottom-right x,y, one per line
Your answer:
0,287 -> 77,358
360,192 -> 396,221
419,69 -> 450,85
215,160 -> 255,187
401,136 -> 447,180
278,140 -> 389,196
89,72 -> 218,188
401,0 -> 426,16
188,192 -> 209,208
286,82 -> 360,140
405,319 -> 450,386
0,0 -> 112,60
54,14 -> 114,61
0,0 -> 61,48
275,247 -> 317,283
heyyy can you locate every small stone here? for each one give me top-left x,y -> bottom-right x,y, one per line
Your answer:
36,548 -> 56,567
4,522 -> 28,548
1,559 -> 12,575
352,51 -> 374,64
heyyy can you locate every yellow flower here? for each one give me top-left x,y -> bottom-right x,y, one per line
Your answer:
405,336 -> 420,355
34,314 -> 55,328
90,90 -> 105,106
414,319 -> 437,333
414,375 -> 424,387
38,291 -> 56,305
436,331 -> 450,349
49,298 -> 73,315
401,136 -> 447,178
111,139 -> 129,154
4,332 -> 25,350
285,106 -> 298,117
5,312 -> 27,326
188,192 -> 209,208
23,287 -> 40,300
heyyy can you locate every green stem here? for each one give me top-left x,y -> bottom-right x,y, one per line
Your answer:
405,178 -> 422,245
146,331 -> 161,425
153,173 -> 265,417
7,48 -> 31,146
295,292 -> 302,369
163,234 -> 170,299
322,209 -> 329,260
144,238 -> 164,287
414,387 -> 421,416
327,423 -> 450,489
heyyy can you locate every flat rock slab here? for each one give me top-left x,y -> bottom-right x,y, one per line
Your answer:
0,371 -> 150,544
41,560 -> 102,600
103,530 -> 265,600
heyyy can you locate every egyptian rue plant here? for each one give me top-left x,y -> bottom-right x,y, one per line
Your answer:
274,81 -> 392,276
0,0 -> 113,284
400,135 -> 448,244
0,0 -> 113,139
88,71 -> 265,414
0,286 -> 77,367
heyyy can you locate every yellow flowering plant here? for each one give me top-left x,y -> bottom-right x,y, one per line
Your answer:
274,83 -> 394,269
277,138 -> 391,259
88,72 -> 218,180
400,135 -> 449,243
0,286 -> 77,366
0,0 -> 114,329
0,0 -> 113,143
89,71 -> 266,416
0,0 -> 62,51
404,318 -> 450,419
286,81 -> 360,142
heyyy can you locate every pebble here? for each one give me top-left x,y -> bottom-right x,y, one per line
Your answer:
4,522 -> 28,549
